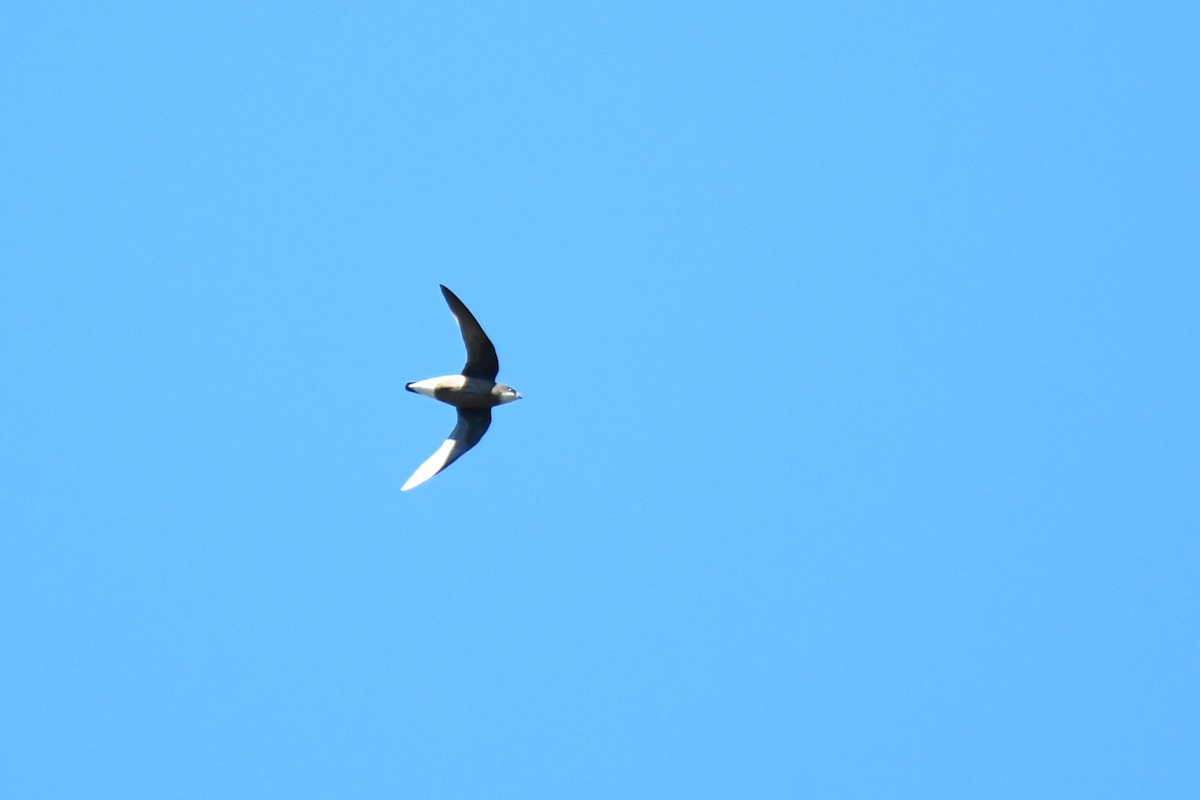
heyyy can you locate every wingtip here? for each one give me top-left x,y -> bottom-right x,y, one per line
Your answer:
401,470 -> 431,491
402,436 -> 460,492
401,469 -> 435,492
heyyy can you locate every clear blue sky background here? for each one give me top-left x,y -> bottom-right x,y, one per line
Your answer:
3,3 -> 1197,798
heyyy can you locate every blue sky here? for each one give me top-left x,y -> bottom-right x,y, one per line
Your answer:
2,2 -> 1198,797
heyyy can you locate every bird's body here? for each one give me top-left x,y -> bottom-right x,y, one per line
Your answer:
402,285 -> 521,491
406,375 -> 518,409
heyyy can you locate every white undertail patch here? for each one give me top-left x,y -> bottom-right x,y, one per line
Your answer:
406,378 -> 440,399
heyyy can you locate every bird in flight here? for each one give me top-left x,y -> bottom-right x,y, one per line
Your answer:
402,285 -> 522,491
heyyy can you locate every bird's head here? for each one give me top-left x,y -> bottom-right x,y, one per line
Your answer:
494,384 -> 522,404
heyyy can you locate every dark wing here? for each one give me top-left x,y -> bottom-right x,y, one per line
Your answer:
440,285 -> 500,381
401,408 -> 492,491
